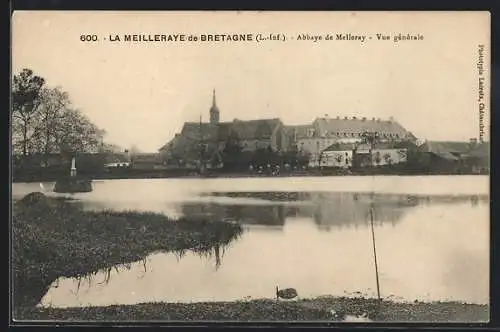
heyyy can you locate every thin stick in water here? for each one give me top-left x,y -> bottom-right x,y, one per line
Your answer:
370,205 -> 381,302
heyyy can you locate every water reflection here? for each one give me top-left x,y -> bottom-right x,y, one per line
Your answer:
67,243 -> 231,297
180,192 -> 488,231
40,229 -> 242,308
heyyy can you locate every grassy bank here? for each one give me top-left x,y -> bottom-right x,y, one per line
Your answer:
15,296 -> 489,322
12,193 -> 243,310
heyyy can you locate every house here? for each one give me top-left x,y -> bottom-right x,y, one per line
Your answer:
354,142 -> 408,168
417,141 -> 475,173
416,140 -> 490,174
130,152 -> 166,170
287,116 -> 414,160
317,142 -> 356,169
104,161 -> 131,170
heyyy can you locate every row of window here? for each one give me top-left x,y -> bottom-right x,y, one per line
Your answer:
306,131 -> 404,139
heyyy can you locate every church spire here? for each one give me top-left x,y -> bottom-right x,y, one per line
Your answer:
209,88 -> 220,124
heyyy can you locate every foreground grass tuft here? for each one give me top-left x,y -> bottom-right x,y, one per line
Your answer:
12,193 -> 243,309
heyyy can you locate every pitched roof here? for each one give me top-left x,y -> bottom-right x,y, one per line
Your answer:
216,122 -> 234,140
181,122 -> 216,141
313,117 -> 409,137
159,134 -> 181,152
419,141 -> 474,154
418,141 -> 476,160
179,122 -> 238,142
230,118 -> 282,140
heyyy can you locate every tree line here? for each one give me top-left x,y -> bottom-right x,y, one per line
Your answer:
11,69 -> 109,163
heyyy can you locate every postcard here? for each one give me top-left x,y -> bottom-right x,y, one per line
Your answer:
11,10 -> 490,323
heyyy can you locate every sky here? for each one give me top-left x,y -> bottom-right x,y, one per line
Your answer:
12,11 -> 490,152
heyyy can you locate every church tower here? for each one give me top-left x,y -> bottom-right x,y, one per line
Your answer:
209,89 -> 220,124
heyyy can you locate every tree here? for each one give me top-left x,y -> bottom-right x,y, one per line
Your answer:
12,69 -> 105,160
54,108 -> 102,156
28,87 -> 71,158
101,142 -> 123,154
11,69 -> 46,155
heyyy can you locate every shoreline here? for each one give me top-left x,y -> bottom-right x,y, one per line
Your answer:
11,170 -> 489,183
16,296 -> 489,322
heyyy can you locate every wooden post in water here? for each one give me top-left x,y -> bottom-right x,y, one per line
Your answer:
369,204 -> 381,302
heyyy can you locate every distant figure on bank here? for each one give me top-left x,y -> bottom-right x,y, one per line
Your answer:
276,286 -> 298,300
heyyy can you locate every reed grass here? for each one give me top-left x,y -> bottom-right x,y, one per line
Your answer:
12,193 -> 243,309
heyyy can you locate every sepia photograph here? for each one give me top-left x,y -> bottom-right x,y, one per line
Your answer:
11,11 -> 490,323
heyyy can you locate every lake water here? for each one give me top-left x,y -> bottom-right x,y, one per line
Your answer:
12,176 -> 490,308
